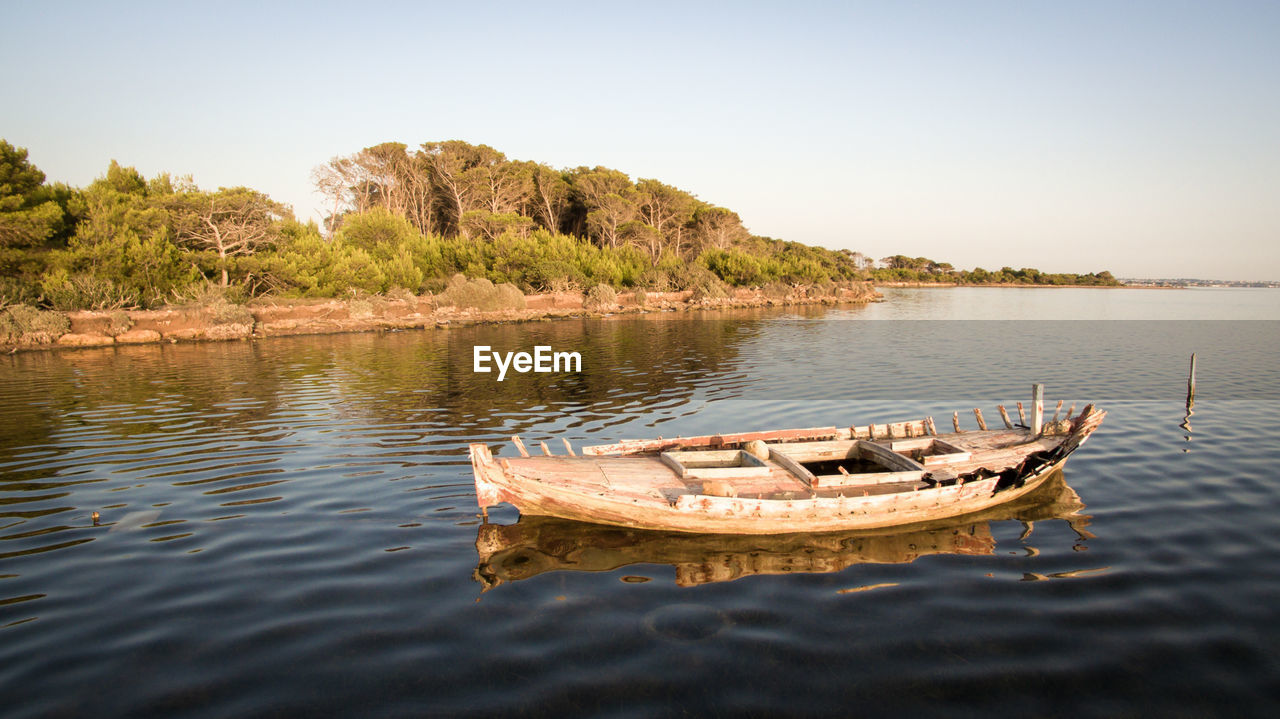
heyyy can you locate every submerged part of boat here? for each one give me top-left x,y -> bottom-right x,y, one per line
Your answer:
469,394 -> 1105,535
474,472 -> 1093,590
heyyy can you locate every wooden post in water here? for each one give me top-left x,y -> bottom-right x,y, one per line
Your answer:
997,405 -> 1014,429
1186,353 -> 1197,410
1182,354 -> 1196,445
1030,384 -> 1044,435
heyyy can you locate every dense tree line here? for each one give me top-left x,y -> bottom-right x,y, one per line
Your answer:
868,254 -> 1118,286
0,138 -> 1117,310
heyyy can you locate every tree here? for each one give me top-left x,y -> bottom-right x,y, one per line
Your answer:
419,140 -> 508,237
618,219 -> 662,260
573,167 -> 637,249
586,191 -> 637,249
462,210 -> 535,241
174,187 -> 289,287
691,206 -> 748,251
311,160 -> 351,237
0,140 -> 71,249
635,179 -> 697,258
529,163 -> 570,233
40,161 -> 197,308
354,142 -> 412,214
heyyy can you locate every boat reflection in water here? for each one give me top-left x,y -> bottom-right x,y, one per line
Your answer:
474,471 -> 1092,590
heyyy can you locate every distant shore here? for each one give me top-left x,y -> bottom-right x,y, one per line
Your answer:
873,282 -> 1176,289
3,284 -> 881,354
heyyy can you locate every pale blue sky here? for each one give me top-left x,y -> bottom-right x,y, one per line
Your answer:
5,1 -> 1278,280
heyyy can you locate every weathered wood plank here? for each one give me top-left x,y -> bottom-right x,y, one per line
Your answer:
997,405 -> 1014,429
660,452 -> 688,478
1031,384 -> 1044,435
665,449 -> 745,463
768,440 -> 858,462
687,466 -> 773,480
512,435 -> 530,457
857,439 -> 926,472
921,451 -> 972,466
768,449 -> 817,488
973,408 -> 988,431
952,411 -> 961,432
712,427 -> 839,447
811,469 -> 925,488
1187,353 -> 1197,408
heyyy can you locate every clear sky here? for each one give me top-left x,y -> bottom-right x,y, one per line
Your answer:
4,0 -> 1278,280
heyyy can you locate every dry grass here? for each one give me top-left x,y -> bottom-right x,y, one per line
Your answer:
438,274 -> 527,311
1,305 -> 71,344
584,284 -> 618,311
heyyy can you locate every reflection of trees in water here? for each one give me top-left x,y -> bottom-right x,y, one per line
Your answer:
475,472 -> 1094,590
312,315 -> 769,439
0,312 -> 776,469
1,342 -> 291,460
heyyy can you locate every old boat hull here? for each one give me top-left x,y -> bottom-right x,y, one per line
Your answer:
474,472 -> 1092,590
470,405 -> 1105,535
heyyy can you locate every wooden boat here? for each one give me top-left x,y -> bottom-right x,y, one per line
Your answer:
469,392 -> 1105,535
473,472 -> 1093,590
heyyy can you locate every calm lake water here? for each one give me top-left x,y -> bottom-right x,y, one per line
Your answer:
2,287 -> 1279,717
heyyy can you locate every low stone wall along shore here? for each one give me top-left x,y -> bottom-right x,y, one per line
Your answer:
3,284 -> 881,353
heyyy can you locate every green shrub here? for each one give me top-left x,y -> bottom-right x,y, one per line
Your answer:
0,309 -> 17,343
0,274 -> 42,306
386,286 -> 418,310
699,248 -> 775,286
633,288 -> 648,307
636,268 -> 672,291
106,311 -> 134,336
207,301 -> 253,326
348,298 -> 376,319
688,272 -> 731,302
584,283 -> 618,311
2,304 -> 70,343
438,274 -> 526,311
327,247 -> 388,295
762,281 -> 791,300
809,280 -> 837,298
41,269 -> 140,310
494,283 -> 526,310
174,284 -> 254,326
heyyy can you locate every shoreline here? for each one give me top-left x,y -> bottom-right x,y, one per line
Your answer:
3,285 -> 881,354
872,281 -> 1171,289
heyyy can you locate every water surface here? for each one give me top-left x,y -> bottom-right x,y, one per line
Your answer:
2,288 -> 1278,717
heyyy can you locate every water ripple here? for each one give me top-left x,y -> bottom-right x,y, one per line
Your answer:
1,297 -> 1278,717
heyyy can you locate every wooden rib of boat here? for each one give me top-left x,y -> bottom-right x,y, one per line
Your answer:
469,394 -> 1105,535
